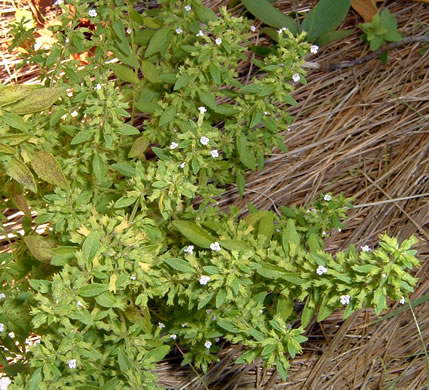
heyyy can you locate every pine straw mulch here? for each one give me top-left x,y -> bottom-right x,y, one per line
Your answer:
1,0 -> 429,388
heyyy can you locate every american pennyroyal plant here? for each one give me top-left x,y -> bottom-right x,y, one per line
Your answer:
0,0 -> 420,387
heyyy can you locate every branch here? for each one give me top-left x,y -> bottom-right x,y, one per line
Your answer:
305,36 -> 429,72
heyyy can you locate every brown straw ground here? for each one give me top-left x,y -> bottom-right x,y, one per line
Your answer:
1,0 -> 429,389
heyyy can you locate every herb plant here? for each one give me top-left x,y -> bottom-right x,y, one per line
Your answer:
0,0 -> 420,388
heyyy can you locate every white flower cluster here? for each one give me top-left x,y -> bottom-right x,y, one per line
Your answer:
210,242 -> 221,251
340,295 -> 351,305
199,275 -> 211,285
316,265 -> 328,275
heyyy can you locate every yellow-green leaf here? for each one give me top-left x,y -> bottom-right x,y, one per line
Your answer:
0,84 -> 39,107
172,220 -> 214,248
31,150 -> 69,190
5,157 -> 37,193
4,87 -> 65,114
110,64 -> 140,85
24,236 -> 56,263
0,143 -> 15,155
109,273 -> 117,293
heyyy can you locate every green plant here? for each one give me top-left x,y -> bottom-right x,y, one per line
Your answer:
0,0 -> 420,388
241,0 -> 355,46
359,8 -> 403,51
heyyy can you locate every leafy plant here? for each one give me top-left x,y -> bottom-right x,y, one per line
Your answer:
241,0 -> 354,46
0,0 -> 420,387
359,8 -> 403,51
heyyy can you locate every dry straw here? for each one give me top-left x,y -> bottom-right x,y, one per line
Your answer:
1,0 -> 428,388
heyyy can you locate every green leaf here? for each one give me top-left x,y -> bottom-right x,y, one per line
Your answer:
165,258 -> 195,274
31,150 -> 69,190
172,220 -> 215,248
195,4 -> 218,22
4,87 -> 64,114
236,172 -> 245,196
92,154 -> 107,183
145,27 -> 173,57
302,0 -> 352,42
151,147 -> 170,161
216,289 -> 227,308
0,143 -> 15,154
198,292 -> 214,310
79,283 -> 109,297
248,327 -> 265,341
219,239 -> 248,252
0,84 -> 39,107
144,345 -> 170,365
114,196 -> 138,209
2,111 -> 28,131
261,344 -> 276,357
276,296 -> 294,320
117,347 -> 133,375
25,367 -> 42,390
4,157 -> 37,192
118,124 -> 140,136
129,135 -> 150,158
237,134 -> 256,170
282,219 -> 300,256
276,356 -> 289,381
174,74 -> 193,90
217,318 -> 239,333
241,0 -> 297,33
69,310 -> 94,326
82,231 -> 101,261
71,130 -> 93,145
258,213 -> 274,241
256,263 -> 284,279
208,64 -> 221,84
159,106 -> 176,127
317,297 -> 334,322
316,29 -> 355,46
95,293 -> 123,309
51,246 -> 76,266
301,299 -> 315,328
110,64 -> 139,85
24,235 -> 56,263
111,162 -> 135,177
140,60 -> 161,83
199,91 -> 217,110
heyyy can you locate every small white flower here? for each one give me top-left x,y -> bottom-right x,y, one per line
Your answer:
0,377 -> 11,390
316,265 -> 328,275
198,106 -> 207,115
215,337 -> 220,342
130,274 -> 136,280
259,309 -> 263,314
250,25 -> 256,32
361,245 -> 371,252
76,301 -> 84,307
65,38 -> 69,43
181,323 -> 188,327
324,194 -> 332,201
88,9 -> 97,17
8,332 -> 14,339
199,275 -> 211,285
340,295 -> 351,305
0,323 -> 4,333
322,231 -> 327,236
67,359 -> 76,369
180,162 -> 186,169
399,296 -> 405,305
185,5 -> 192,11
0,293 -> 5,299
210,242 -> 221,251
204,341 -> 212,349
382,273 -> 387,279
215,38 -> 222,45
206,309 -> 212,314
338,228 -> 342,232
170,142 -> 179,150
126,28 -> 132,34
184,245 -> 194,255
200,136 -> 209,145
54,0 -> 63,5
282,27 -> 288,32
277,28 -> 284,34
292,73 -> 300,83
95,83 -> 102,91
310,45 -> 319,54
210,150 -> 219,158
196,30 -> 204,37
158,322 -> 166,329
71,110 -> 78,117
176,27 -> 183,35
170,334 -> 177,340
